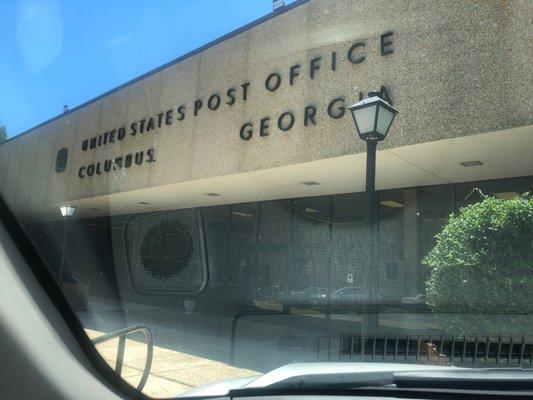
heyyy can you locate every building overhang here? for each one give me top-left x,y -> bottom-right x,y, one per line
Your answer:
19,125 -> 532,222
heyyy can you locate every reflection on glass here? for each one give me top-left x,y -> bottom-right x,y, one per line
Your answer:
12,176 -> 531,396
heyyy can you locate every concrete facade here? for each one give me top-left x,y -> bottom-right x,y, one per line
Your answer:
0,0 -> 532,221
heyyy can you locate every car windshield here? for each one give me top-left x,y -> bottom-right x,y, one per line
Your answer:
0,0 -> 532,398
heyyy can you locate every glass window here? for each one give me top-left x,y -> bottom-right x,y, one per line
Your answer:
455,176 -> 533,209
417,184 -> 454,292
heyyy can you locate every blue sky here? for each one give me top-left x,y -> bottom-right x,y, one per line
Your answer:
0,0 -> 296,138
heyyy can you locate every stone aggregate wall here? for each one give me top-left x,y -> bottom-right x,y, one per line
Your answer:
0,0 -> 531,214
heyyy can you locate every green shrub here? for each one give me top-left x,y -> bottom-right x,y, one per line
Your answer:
423,193 -> 533,336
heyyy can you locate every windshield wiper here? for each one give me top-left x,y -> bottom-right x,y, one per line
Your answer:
179,363 -> 533,398
394,368 -> 533,391
228,363 -> 533,395
236,362 -> 453,390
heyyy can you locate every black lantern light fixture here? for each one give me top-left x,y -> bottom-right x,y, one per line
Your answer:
348,95 -> 398,224
58,204 -> 77,287
59,204 -> 77,217
348,93 -> 397,332
348,95 -> 398,142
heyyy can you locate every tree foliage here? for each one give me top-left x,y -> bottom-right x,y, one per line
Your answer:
424,193 -> 533,336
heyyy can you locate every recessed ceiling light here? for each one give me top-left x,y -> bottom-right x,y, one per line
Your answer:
304,207 -> 320,213
460,160 -> 483,167
232,211 -> 252,218
205,193 -> 220,197
138,201 -> 150,205
302,181 -> 320,185
494,191 -> 520,200
380,200 -> 404,208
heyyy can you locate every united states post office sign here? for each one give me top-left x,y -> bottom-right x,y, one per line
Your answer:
55,31 -> 396,180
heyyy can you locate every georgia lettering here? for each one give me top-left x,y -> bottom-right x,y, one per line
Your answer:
77,31 -> 394,150
67,31 -> 394,179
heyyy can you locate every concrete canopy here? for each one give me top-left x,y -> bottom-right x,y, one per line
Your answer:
14,125 -> 533,221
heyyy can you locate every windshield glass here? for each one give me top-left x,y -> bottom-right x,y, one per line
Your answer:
0,0 -> 532,398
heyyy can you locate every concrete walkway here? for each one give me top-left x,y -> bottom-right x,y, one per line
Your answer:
85,328 -> 259,398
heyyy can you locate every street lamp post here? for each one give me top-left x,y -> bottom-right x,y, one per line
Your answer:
58,205 -> 77,287
348,95 -> 398,333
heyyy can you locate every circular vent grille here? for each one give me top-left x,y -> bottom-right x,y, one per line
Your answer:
139,221 -> 193,280
126,209 -> 207,294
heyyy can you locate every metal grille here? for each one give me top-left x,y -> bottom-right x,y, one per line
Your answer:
231,313 -> 533,368
336,335 -> 533,367
126,209 -> 207,294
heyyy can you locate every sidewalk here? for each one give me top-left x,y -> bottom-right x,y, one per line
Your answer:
85,328 -> 259,398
